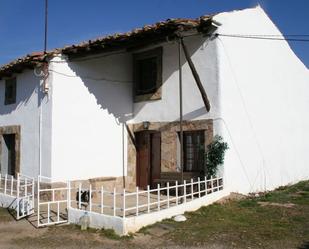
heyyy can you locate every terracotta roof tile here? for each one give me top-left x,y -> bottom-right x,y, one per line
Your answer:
0,15 -> 213,79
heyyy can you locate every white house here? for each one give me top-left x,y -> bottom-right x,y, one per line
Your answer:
0,6 -> 308,194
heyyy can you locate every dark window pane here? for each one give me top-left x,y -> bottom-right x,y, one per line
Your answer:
133,47 -> 162,99
183,131 -> 205,172
136,57 -> 157,94
5,78 -> 16,105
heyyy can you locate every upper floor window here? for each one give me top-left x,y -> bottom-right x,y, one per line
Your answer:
5,78 -> 16,105
133,47 -> 162,102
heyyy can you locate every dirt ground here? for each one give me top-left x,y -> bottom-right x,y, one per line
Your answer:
0,180 -> 308,249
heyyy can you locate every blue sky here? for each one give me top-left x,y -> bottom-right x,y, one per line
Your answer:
0,0 -> 308,67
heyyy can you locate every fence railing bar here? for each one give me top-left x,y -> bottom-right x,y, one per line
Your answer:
101,186 -> 104,214
4,174 -> 7,195
157,184 -> 160,211
136,187 -> 139,216
89,184 -> 92,212
113,188 -> 116,216
78,183 -> 82,210
147,185 -> 150,213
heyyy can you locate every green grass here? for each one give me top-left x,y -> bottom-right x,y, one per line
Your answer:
141,180 -> 309,248
5,181 -> 309,249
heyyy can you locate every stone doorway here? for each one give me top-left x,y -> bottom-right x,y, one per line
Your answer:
135,131 -> 161,189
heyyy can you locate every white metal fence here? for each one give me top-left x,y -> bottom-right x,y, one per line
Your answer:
0,173 -> 35,219
0,174 -> 18,197
0,175 -> 223,227
70,176 -> 223,218
37,176 -> 69,227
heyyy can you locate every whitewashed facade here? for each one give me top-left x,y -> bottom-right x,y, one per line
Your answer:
0,6 -> 308,193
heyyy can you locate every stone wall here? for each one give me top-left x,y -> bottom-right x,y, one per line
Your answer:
126,119 -> 213,188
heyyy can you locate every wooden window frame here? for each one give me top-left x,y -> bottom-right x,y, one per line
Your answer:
133,47 -> 162,102
4,77 -> 17,105
183,130 -> 205,173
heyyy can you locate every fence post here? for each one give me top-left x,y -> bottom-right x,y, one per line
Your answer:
136,187 -> 139,216
183,180 -> 186,203
198,177 -> 201,198
89,184 -> 92,212
37,176 -> 40,227
191,178 -> 194,200
67,181 -> 71,212
0,173 -> 2,191
78,183 -> 82,209
157,184 -> 160,211
25,178 -> 27,197
175,181 -> 178,205
217,177 -> 219,191
47,203 -> 50,224
101,186 -> 104,214
10,175 -> 13,196
113,188 -> 116,216
4,174 -> 7,195
205,176 -> 207,195
211,176 -> 213,193
147,185 -> 150,213
123,188 -> 126,218
167,182 -> 170,208
17,174 -> 20,219
32,178 -> 35,199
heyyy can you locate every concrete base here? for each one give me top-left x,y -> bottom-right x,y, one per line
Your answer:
68,189 -> 230,235
0,193 -> 17,209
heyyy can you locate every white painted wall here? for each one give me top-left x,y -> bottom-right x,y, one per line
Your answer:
49,53 -> 132,181
132,35 -> 220,123
48,35 -> 220,181
214,6 -> 309,193
0,71 -> 52,178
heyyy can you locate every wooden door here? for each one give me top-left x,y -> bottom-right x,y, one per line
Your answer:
136,132 -> 151,189
136,131 -> 161,189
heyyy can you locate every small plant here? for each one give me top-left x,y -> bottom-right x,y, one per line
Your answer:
204,135 -> 228,179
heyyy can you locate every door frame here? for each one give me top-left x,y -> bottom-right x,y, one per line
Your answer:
0,125 -> 21,177
135,130 -> 161,189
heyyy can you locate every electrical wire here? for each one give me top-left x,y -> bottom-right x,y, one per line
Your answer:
216,33 -> 309,42
49,69 -> 132,83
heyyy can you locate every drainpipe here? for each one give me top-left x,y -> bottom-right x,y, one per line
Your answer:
39,90 -> 42,177
39,61 -> 49,177
178,37 -> 184,183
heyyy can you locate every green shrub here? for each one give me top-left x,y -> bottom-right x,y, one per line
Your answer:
204,135 -> 228,178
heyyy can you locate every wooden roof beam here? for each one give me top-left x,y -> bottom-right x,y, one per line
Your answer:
180,38 -> 211,112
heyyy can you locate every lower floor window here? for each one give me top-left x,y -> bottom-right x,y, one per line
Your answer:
183,130 -> 205,172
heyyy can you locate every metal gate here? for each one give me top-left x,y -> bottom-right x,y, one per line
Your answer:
37,176 -> 69,227
16,175 -> 35,220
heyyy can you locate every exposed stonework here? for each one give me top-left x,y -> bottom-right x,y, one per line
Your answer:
126,119 -> 213,187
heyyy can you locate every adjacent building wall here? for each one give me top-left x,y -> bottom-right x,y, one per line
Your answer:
214,6 -> 309,193
49,53 -> 133,182
0,70 -> 52,178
